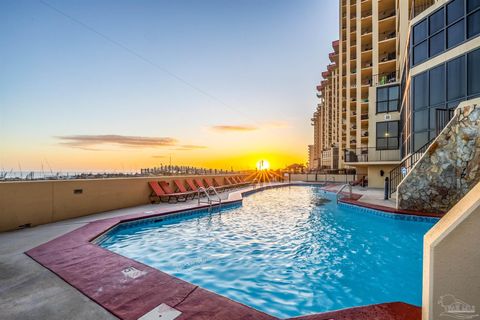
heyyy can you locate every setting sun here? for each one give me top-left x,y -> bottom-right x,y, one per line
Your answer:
256,159 -> 270,170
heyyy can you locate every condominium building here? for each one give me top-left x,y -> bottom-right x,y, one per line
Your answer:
311,0 -> 480,189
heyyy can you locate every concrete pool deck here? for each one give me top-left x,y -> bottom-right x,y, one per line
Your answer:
1,182 -> 424,320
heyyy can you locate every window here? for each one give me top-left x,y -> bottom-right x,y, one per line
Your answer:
447,56 -> 466,100
414,109 -> 429,131
376,121 -> 399,150
377,85 -> 399,113
429,65 -> 445,105
468,9 -> 480,37
413,72 -> 428,110
411,0 -> 480,67
430,8 -> 444,34
468,0 -> 480,12
413,41 -> 428,65
413,19 -> 428,45
447,0 -> 464,24
429,31 -> 445,56
468,48 -> 480,95
447,20 -> 465,48
414,132 -> 429,151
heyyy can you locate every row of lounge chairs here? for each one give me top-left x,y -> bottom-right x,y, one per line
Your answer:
149,176 -> 251,203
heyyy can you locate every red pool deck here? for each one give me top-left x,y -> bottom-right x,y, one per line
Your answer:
25,185 -> 423,320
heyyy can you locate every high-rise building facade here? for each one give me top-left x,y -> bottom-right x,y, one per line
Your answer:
310,0 -> 480,188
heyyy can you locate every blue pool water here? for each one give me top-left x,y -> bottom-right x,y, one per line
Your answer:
98,186 -> 437,318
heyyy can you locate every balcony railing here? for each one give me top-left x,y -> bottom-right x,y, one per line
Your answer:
344,147 -> 401,163
371,70 -> 398,86
379,52 -> 396,63
410,0 -> 435,19
436,108 -> 455,136
379,31 -> 396,42
379,10 -> 395,21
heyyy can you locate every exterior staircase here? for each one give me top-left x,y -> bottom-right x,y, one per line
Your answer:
393,99 -> 480,214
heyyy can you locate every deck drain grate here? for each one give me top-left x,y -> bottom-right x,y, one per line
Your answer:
138,303 -> 181,320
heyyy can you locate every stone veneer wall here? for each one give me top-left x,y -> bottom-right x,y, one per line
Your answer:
397,100 -> 480,214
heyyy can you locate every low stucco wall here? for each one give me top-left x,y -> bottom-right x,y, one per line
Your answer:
423,181 -> 480,320
398,99 -> 480,213
290,174 -> 356,184
0,175 -> 239,232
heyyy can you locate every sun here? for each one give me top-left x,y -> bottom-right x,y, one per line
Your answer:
256,159 -> 270,170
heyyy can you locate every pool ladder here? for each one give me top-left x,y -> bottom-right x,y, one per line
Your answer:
336,184 -> 352,203
197,186 -> 222,211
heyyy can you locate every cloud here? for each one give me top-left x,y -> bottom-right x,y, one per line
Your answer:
174,144 -> 208,151
210,125 -> 258,132
57,134 -> 178,150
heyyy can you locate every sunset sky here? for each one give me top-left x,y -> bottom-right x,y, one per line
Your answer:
0,0 -> 338,171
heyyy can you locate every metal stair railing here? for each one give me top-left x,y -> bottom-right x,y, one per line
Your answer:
336,184 -> 353,203
388,138 -> 435,198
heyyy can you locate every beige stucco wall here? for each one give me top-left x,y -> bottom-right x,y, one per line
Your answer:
0,175 -> 239,232
367,86 -> 401,150
423,181 -> 480,320
367,164 -> 397,188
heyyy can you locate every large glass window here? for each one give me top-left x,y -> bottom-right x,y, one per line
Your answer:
414,132 -> 429,151
377,85 -> 399,113
430,31 -> 445,56
468,49 -> 480,95
413,72 -> 428,110
447,56 -> 465,100
413,19 -> 428,45
468,0 -> 480,12
376,121 -> 399,150
411,48 -> 480,153
447,20 -> 465,48
430,65 -> 445,105
447,0 -> 464,24
413,41 -> 428,64
414,109 -> 429,131
430,8 -> 444,34
468,9 -> 480,37
411,0 -> 480,67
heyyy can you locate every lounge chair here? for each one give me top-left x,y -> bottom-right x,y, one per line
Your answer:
148,181 -> 169,203
173,180 -> 196,199
234,176 -> 250,186
204,177 -> 225,192
186,179 -> 199,192
158,181 -> 189,202
226,176 -> 242,188
213,177 -> 230,190
194,178 -> 207,189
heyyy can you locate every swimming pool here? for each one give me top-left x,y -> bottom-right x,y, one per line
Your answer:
97,186 -> 437,318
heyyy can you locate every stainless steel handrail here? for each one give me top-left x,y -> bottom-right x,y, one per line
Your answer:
336,184 -> 352,203
197,186 -> 221,209
197,187 -> 211,206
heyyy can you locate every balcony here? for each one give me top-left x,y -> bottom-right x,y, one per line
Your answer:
344,147 -> 401,163
371,70 -> 397,86
378,10 -> 395,21
379,31 -> 396,42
